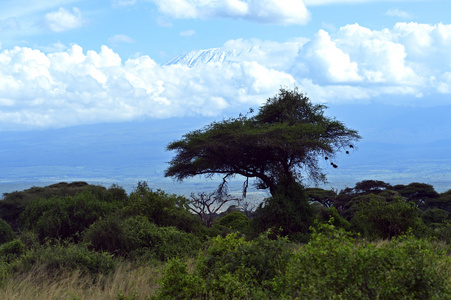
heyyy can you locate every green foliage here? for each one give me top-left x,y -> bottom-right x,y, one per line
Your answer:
422,208 -> 447,225
315,206 -> 351,230
354,179 -> 392,194
7,241 -> 116,277
0,218 -> 14,245
83,214 -> 130,256
427,189 -> 451,212
273,223 -> 451,299
84,215 -> 203,261
253,180 -> 314,239
0,239 -> 26,263
352,195 -> 421,239
395,182 -> 440,210
0,182 -> 127,231
123,216 -> 203,261
156,224 -> 451,299
155,231 -> 292,299
20,191 -> 122,242
428,221 -> 451,242
123,183 -> 205,235
216,211 -> 250,233
305,187 -> 337,207
165,88 -> 360,196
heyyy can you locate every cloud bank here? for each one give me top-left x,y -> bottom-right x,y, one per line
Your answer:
151,0 -> 310,25
1,22 -> 450,130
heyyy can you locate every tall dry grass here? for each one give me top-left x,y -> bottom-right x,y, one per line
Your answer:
0,261 -> 162,300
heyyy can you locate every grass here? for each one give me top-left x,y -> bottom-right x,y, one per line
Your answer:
0,261 -> 162,300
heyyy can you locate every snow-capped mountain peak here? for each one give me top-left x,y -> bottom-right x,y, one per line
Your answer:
164,46 -> 256,67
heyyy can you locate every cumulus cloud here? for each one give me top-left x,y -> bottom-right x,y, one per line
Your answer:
0,44 -> 296,129
44,7 -> 83,32
1,22 -> 451,130
151,0 -> 310,25
300,29 -> 362,82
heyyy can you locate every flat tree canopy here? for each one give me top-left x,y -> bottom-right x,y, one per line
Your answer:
165,88 -> 361,196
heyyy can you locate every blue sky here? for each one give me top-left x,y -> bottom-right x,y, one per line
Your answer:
0,0 -> 450,129
1,0 -> 451,193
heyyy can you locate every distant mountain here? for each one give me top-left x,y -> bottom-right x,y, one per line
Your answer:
164,47 -> 254,67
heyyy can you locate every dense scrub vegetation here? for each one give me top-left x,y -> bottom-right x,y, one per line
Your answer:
1,89 -> 450,298
0,179 -> 451,299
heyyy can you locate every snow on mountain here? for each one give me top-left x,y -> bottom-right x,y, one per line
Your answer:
164,47 -> 254,67
163,40 -> 303,70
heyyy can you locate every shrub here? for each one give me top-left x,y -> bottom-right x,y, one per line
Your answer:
83,214 -> 129,256
0,218 -> 14,245
0,182 -> 127,231
422,208 -> 447,225
155,231 -> 292,299
84,215 -> 203,261
156,222 -> 451,299
0,239 -> 26,263
352,195 -> 421,239
273,223 -> 451,299
315,206 -> 351,230
123,216 -> 203,261
20,191 -> 122,242
209,211 -> 251,237
123,183 -> 205,235
252,180 -> 314,239
7,241 -> 116,277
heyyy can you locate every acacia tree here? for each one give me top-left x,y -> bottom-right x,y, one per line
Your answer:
188,192 -> 239,227
165,88 -> 361,197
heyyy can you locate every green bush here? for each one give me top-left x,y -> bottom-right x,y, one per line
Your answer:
0,239 -> 26,263
315,206 -> 351,230
123,183 -> 205,235
252,180 -> 314,239
84,215 -> 203,261
156,223 -> 451,299
7,241 -> 116,277
0,182 -> 127,231
155,231 -> 292,299
83,214 -> 129,255
272,223 -> 451,299
430,221 -> 451,242
217,211 -> 250,231
352,195 -> 421,239
123,216 -> 203,261
422,208 -> 447,225
20,191 -> 122,242
0,218 -> 14,245
209,211 -> 251,237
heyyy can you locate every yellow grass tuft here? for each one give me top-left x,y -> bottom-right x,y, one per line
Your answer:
0,261 -> 162,300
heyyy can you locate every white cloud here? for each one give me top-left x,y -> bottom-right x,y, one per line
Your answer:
109,34 -> 135,44
0,44 -> 296,129
300,29 -> 362,82
151,0 -> 310,25
44,7 -> 83,32
385,8 -> 412,19
0,0 -> 80,19
1,22 -> 451,130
